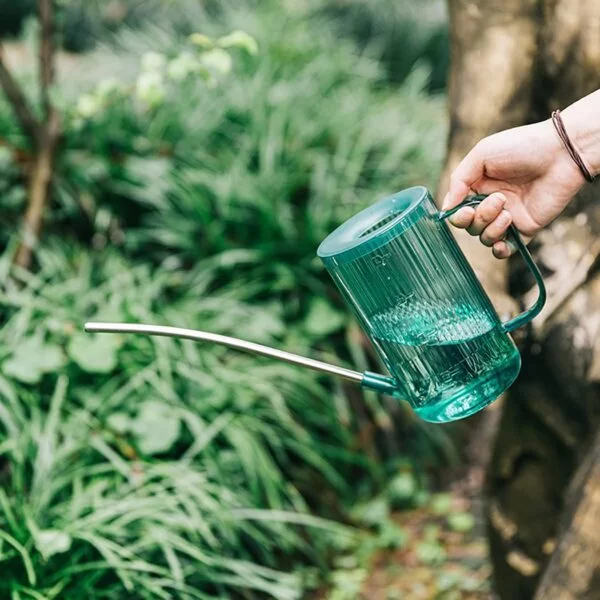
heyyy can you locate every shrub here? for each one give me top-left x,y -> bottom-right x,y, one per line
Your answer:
323,0 -> 449,91
0,1 -> 450,597
0,243 -> 359,598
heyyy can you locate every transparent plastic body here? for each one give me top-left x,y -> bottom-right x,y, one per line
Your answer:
318,187 -> 525,423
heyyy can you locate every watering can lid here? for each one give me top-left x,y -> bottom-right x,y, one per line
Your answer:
317,185 -> 429,264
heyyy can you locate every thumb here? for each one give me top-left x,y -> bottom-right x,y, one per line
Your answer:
442,143 -> 486,210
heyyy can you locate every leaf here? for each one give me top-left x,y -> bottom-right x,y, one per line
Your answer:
304,298 -> 345,337
377,523 -> 408,550
430,493 -> 452,515
3,337 -> 65,385
132,400 -> 181,455
106,412 -> 131,434
416,540 -> 447,565
68,334 -> 119,374
35,529 -> 72,561
387,472 -> 417,506
352,496 -> 389,528
447,512 -> 475,533
329,568 -> 368,600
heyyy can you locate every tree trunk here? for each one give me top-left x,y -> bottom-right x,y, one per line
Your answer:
440,1 -> 600,598
533,428 -> 600,599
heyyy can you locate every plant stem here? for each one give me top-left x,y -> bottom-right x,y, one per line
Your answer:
13,0 -> 61,270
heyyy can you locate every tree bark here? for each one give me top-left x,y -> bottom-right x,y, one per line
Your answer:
441,1 -> 600,598
533,428 -> 600,600
15,109 -> 60,269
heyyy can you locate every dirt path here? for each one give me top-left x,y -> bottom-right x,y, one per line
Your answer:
359,474 -> 493,599
359,406 -> 503,599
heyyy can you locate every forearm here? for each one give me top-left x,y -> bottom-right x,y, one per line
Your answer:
560,89 -> 600,177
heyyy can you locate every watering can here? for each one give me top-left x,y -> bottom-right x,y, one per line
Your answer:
85,186 -> 546,423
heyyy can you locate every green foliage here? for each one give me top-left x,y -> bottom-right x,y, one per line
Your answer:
447,512 -> 475,533
0,244 -> 359,598
0,0 -> 450,597
323,0 -> 449,91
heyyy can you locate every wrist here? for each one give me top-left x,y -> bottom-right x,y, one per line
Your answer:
560,92 -> 600,177
540,118 -> 588,188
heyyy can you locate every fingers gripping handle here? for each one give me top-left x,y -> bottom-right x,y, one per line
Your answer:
439,195 -> 547,332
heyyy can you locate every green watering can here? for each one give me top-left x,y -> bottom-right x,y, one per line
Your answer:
86,186 -> 546,423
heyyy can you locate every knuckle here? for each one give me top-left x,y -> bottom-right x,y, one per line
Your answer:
477,204 -> 498,224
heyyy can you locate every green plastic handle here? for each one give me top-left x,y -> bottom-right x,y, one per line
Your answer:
439,194 -> 547,332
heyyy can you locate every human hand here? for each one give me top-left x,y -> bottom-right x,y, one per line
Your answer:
442,119 -> 587,258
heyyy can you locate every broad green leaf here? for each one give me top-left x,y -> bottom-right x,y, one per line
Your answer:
329,568 -> 367,600
3,337 -> 65,385
35,529 -> 72,561
132,400 -> 181,455
68,334 -> 119,374
2,359 -> 37,385
352,496 -> 388,528
106,412 -> 131,434
447,512 -> 475,533
430,493 -> 452,515
387,472 -> 417,506
377,523 -> 408,550
304,298 -> 345,337
416,540 -> 447,565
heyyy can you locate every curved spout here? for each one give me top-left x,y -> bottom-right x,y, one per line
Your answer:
84,322 -> 400,396
85,321 -> 370,382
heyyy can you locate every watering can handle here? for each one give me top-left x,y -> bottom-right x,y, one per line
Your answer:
438,194 -> 547,332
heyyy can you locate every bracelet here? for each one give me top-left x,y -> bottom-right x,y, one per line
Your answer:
551,109 -> 595,183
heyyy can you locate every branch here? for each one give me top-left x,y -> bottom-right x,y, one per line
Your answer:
0,44 -> 40,146
13,0 -> 61,271
38,0 -> 55,117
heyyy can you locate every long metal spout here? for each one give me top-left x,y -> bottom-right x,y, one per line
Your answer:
84,321 -> 365,384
